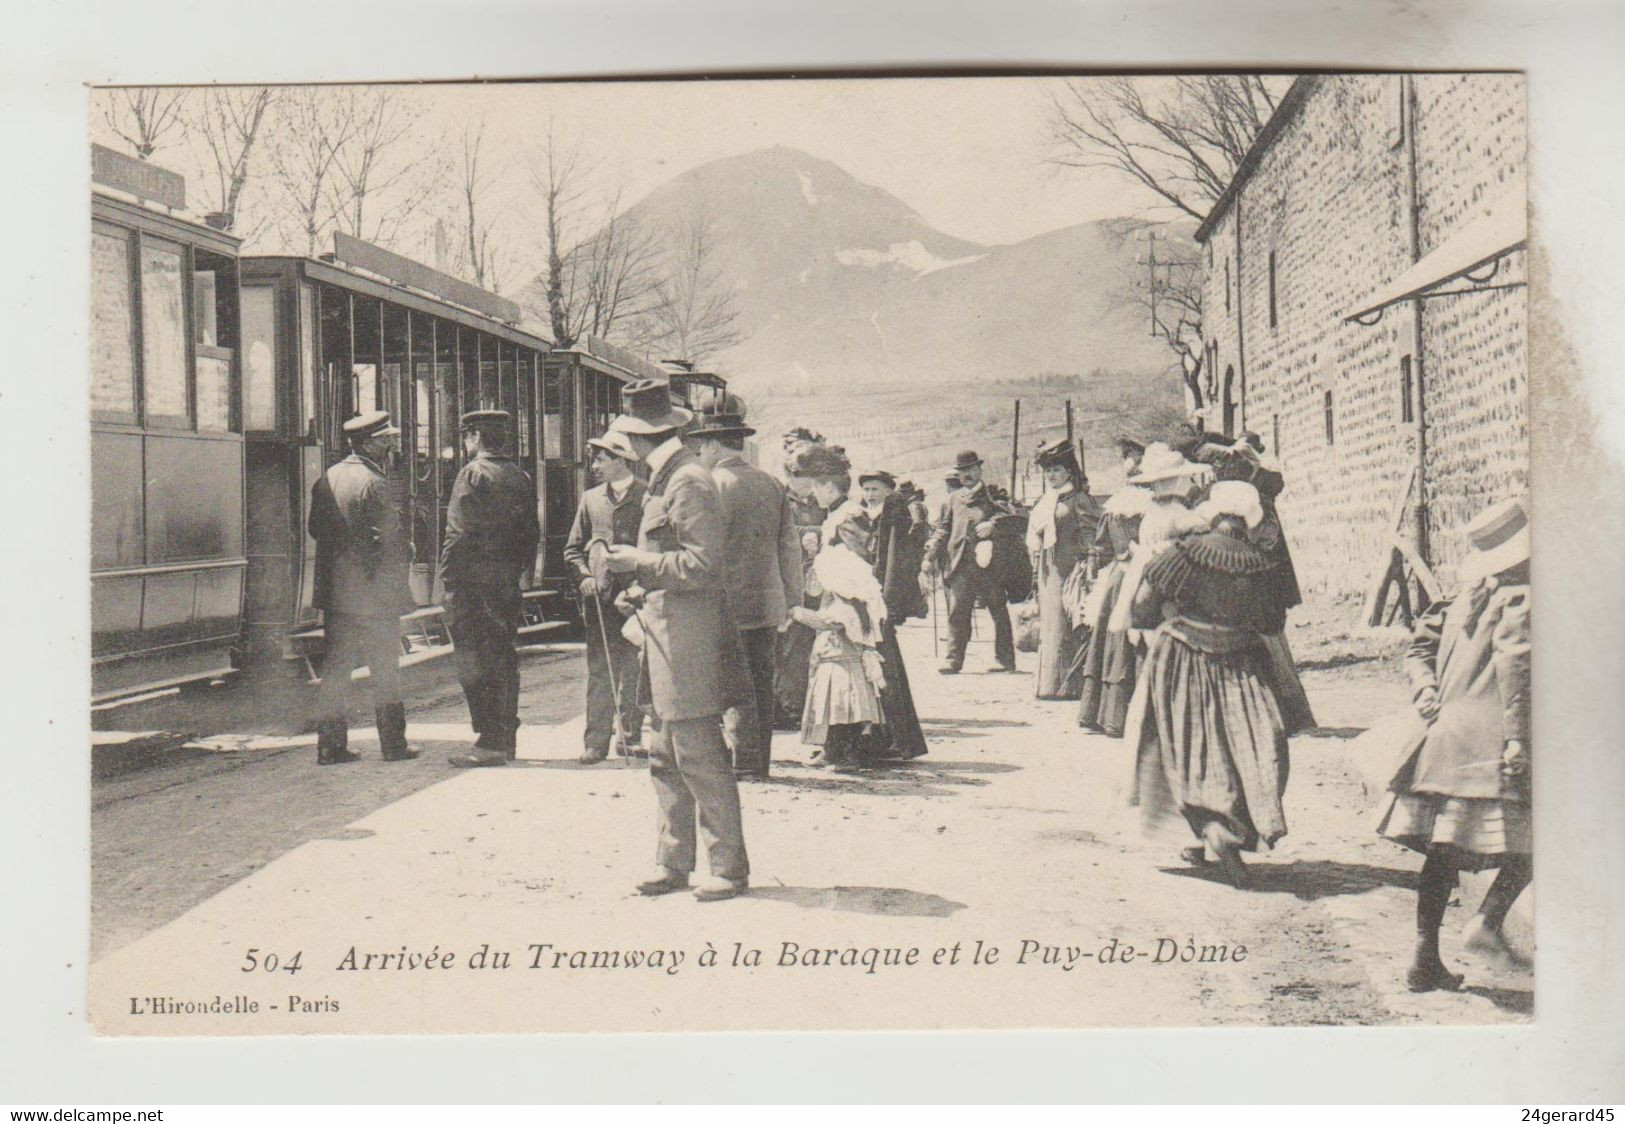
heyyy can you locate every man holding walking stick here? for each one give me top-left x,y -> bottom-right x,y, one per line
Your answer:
563,429 -> 647,765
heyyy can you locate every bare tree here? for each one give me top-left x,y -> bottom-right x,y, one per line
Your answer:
647,202 -> 741,366
454,119 -> 503,292
100,88 -> 190,160
328,89 -> 443,251
557,189 -> 667,346
522,124 -> 666,347
188,87 -> 276,236
528,123 -> 590,345
265,88 -> 357,256
1045,76 -> 1288,220
1114,222 -> 1208,411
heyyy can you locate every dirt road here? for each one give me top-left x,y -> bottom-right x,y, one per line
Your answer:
88,620 -> 1532,1031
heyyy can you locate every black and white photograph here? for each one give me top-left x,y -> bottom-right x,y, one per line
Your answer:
73,69 -> 1557,1036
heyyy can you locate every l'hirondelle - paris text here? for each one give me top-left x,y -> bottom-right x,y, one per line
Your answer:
329,938 -> 1249,977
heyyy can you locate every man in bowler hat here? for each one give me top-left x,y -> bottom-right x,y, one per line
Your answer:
564,428 -> 647,765
924,450 -> 1018,675
442,410 -> 541,768
605,380 -> 750,901
689,403 -> 803,779
308,410 -> 418,764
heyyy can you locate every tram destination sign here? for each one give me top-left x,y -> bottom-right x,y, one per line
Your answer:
91,143 -> 185,211
330,231 -> 524,326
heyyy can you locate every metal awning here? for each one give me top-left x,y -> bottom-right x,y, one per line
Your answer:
1345,179 -> 1527,324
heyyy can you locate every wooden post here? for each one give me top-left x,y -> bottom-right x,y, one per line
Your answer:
1009,399 -> 1021,499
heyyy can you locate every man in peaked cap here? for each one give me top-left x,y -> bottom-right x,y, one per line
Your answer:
442,410 -> 542,768
690,404 -> 802,780
564,427 -> 648,765
924,449 -> 1019,675
308,410 -> 418,765
605,380 -> 750,901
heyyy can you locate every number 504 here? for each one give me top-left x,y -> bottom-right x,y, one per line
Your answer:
241,948 -> 304,974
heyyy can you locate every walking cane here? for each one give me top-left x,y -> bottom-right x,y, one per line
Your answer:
930,569 -> 941,659
586,537 -> 631,767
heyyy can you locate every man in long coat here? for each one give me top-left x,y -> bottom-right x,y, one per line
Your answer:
564,429 -> 647,765
689,407 -> 802,779
605,380 -> 749,902
308,410 -> 417,765
924,450 -> 1018,675
441,410 -> 541,768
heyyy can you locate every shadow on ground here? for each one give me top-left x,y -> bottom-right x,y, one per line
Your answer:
1159,858 -> 1418,900
750,885 -> 966,917
1464,983 -> 1534,1016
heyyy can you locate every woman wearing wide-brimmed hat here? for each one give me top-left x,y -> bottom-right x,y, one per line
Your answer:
1025,439 -> 1101,700
1098,442 -> 1211,741
1375,498 -> 1532,992
1077,437 -> 1149,732
1127,479 -> 1295,890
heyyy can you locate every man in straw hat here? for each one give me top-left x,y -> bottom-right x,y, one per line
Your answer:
443,410 -> 542,768
689,403 -> 803,780
564,427 -> 648,766
604,380 -> 750,901
1376,497 -> 1532,991
924,450 -> 1018,675
308,410 -> 418,765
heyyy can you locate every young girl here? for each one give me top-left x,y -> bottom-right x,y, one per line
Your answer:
1377,498 -> 1532,992
792,450 -> 891,770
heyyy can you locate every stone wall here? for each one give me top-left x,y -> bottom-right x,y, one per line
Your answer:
1198,74 -> 1528,598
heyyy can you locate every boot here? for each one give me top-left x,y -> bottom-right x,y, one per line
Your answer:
377,703 -> 418,761
317,718 -> 359,766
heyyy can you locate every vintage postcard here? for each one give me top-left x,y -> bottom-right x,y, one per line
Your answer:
85,72 -> 1535,1036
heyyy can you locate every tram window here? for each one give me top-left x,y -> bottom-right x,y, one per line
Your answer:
542,368 -> 564,461
479,343 -> 497,410
352,295 -> 382,414
193,268 -> 218,347
498,340 -> 516,416
195,353 -> 232,432
91,228 -> 137,423
517,351 -> 534,462
240,285 -> 278,432
140,241 -> 189,427
460,327 -> 480,413
298,283 -> 317,438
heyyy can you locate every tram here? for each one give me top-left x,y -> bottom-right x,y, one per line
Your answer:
237,233 -> 558,667
91,145 -> 247,701
91,146 -> 733,700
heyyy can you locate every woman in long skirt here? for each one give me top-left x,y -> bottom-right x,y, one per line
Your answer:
1108,443 -> 1211,745
1027,439 -> 1101,701
1376,499 -> 1531,992
847,470 -> 928,760
1128,480 -> 1292,889
1196,438 -> 1316,733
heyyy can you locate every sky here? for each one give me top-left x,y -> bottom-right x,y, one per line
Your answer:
91,76 -> 1178,280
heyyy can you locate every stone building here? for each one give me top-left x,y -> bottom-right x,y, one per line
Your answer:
1194,73 -> 1527,600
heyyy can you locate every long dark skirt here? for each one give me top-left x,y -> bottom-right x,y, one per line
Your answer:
773,618 -> 817,730
1131,629 -> 1290,851
1078,567 -> 1134,734
1034,551 -> 1083,700
861,621 -> 928,758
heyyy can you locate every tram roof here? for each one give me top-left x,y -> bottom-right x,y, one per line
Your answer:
549,335 -> 687,385
245,251 -> 554,354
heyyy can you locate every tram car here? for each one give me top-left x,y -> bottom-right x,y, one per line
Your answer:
91,145 -> 247,702
91,146 -> 732,700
